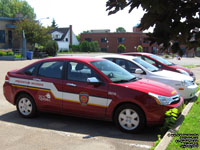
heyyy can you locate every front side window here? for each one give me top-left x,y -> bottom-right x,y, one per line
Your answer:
38,61 -> 64,79
115,59 -> 140,73
134,58 -> 159,72
91,60 -> 135,83
67,61 -> 101,82
101,37 -> 107,43
150,54 -> 173,66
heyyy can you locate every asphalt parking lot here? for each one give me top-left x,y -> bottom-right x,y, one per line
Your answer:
0,54 -> 199,150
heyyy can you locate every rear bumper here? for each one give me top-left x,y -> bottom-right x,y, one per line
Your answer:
3,82 -> 15,105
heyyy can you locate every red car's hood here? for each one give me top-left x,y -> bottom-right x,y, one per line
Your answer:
119,78 -> 178,97
169,64 -> 191,74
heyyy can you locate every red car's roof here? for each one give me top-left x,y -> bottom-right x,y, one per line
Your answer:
123,52 -> 152,56
36,56 -> 104,63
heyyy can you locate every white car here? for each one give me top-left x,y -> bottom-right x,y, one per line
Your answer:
98,55 -> 197,99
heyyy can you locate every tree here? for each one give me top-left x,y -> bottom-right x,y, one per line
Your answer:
116,27 -> 126,32
0,0 -> 36,20
51,18 -> 58,28
117,44 -> 126,53
106,0 -> 200,54
15,19 -> 52,49
137,45 -> 143,52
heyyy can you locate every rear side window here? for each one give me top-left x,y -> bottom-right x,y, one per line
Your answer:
24,64 -> 39,76
38,61 -> 64,79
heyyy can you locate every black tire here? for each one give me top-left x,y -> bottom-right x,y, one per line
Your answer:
16,94 -> 37,118
114,104 -> 145,133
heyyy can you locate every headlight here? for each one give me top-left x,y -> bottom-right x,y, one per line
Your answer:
181,80 -> 194,86
148,92 -> 180,105
176,69 -> 189,76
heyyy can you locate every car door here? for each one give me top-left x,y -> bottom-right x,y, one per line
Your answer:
27,61 -> 64,113
62,61 -> 109,119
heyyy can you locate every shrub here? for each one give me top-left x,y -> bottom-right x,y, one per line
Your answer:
164,54 -> 169,58
69,44 -> 80,52
137,45 -> 143,52
79,41 -> 100,52
0,50 -> 8,56
44,40 -> 58,56
117,44 -> 126,53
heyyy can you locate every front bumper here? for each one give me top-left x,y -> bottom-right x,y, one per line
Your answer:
177,84 -> 198,99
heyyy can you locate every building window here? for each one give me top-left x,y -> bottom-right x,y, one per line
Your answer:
65,38 -> 68,42
0,30 -> 5,43
101,37 -> 107,43
118,37 -> 125,43
143,47 -> 149,52
85,38 -> 92,42
152,47 -> 157,54
143,39 -> 149,44
101,48 -> 107,52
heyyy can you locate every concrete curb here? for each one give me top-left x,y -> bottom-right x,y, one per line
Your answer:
155,90 -> 200,150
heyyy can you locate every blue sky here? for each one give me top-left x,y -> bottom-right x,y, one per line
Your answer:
26,0 -> 145,35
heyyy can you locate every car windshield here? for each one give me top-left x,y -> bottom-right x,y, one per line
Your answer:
150,54 -> 174,66
91,60 -> 136,83
133,58 -> 159,72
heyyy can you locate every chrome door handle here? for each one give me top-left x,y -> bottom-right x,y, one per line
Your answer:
33,78 -> 41,82
66,83 -> 77,87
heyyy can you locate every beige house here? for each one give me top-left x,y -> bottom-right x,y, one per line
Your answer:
0,17 -> 22,50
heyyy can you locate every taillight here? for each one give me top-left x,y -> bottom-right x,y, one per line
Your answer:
5,75 -> 9,82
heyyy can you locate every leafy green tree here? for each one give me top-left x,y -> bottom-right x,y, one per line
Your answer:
117,44 -> 126,53
106,0 -> 200,53
0,0 -> 36,20
137,45 -> 143,52
15,19 -> 52,49
116,27 -> 126,32
51,18 -> 58,28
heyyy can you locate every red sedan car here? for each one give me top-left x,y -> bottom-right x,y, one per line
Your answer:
123,52 -> 195,80
3,57 -> 183,133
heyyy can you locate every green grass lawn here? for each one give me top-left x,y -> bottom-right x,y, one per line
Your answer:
167,93 -> 200,150
183,65 -> 200,68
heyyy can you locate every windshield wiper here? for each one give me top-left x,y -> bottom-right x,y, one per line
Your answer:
152,69 -> 160,72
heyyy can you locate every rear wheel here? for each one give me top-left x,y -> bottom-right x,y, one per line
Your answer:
114,104 -> 145,133
16,94 -> 37,118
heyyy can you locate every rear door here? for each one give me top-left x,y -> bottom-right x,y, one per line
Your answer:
26,61 -> 64,113
62,61 -> 109,119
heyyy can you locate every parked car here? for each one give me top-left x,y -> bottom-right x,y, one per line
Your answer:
3,57 -> 184,133
98,55 -> 197,99
122,52 -> 195,80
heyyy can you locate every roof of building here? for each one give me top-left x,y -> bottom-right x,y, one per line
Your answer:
51,28 -> 69,41
0,17 -> 22,21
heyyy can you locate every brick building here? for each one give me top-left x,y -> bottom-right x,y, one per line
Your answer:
80,27 -> 159,54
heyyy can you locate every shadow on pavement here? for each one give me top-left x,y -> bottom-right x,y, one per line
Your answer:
0,110 -> 159,141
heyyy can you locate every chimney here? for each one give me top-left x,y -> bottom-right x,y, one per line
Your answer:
69,25 -> 72,45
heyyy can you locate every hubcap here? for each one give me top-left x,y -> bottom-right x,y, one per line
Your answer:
118,109 -> 139,130
18,98 -> 32,116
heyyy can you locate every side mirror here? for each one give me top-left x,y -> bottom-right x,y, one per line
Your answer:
87,77 -> 101,85
135,68 -> 143,74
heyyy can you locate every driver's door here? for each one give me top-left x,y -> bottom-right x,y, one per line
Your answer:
62,61 -> 109,119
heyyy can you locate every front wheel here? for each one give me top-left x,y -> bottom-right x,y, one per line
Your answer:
16,94 -> 37,118
114,104 -> 145,133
